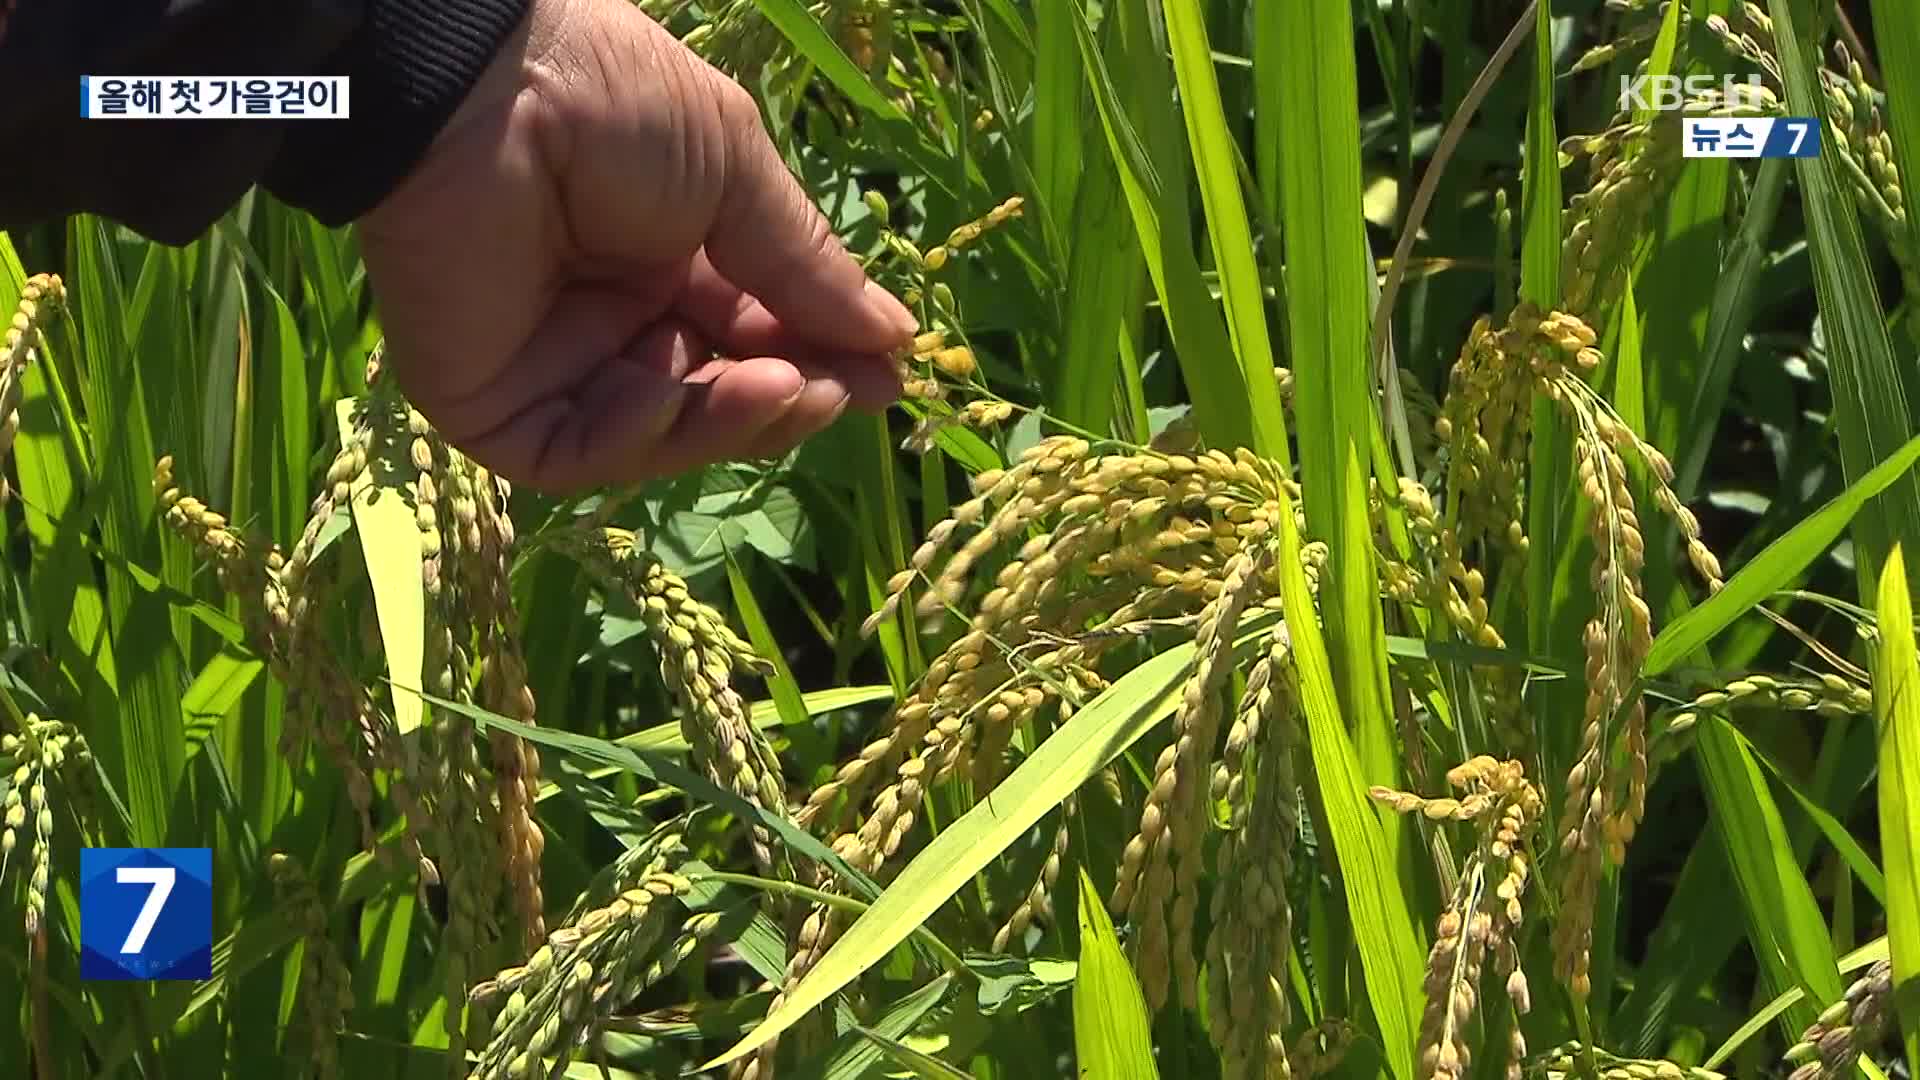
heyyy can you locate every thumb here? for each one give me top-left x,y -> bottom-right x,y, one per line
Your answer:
701,77 -> 918,354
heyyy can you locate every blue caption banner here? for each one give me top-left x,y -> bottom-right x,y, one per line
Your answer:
79,848 -> 213,981
1682,116 -> 1821,159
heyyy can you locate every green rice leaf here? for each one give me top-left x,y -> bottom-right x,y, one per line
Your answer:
427,689 -> 882,900
596,685 -> 895,760
1053,145 -> 1143,438
744,0 -> 906,121
851,1025 -> 974,1080
1704,938 -> 1890,1069
181,648 -> 265,759
1766,0 -> 1920,599
1694,713 -> 1843,1036
1272,492 -> 1422,1079
1160,0 -> 1288,459
1874,544 -> 1920,1069
1645,429 -> 1920,676
1072,865 -> 1159,1079
1065,0 -> 1258,451
725,547 -> 809,731
697,634 -> 1205,1071
1739,726 -> 1888,905
795,974 -> 953,1080
1270,0 -> 1401,808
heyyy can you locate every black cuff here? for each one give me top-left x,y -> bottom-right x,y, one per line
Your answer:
263,0 -> 531,226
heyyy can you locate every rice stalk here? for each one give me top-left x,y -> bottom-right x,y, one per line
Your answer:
153,351 -> 554,1067
267,853 -> 352,1080
1374,757 -> 1544,1080
0,273 -> 63,505
467,824 -> 711,1080
1203,622 -> 1301,1078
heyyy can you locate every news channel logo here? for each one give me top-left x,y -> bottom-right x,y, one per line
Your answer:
1618,73 -> 1771,113
80,76 -> 348,119
79,847 -> 212,981
1682,117 -> 1822,159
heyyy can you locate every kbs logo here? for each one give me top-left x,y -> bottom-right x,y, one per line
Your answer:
79,848 -> 212,981
1618,73 -> 1770,112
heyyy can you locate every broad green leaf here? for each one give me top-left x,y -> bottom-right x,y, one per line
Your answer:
257,279 -> 313,546
70,216 -> 186,847
603,685 -> 896,758
744,0 -> 906,121
1030,0 -> 1085,235
1517,0 -> 1560,306
1065,0 -> 1259,452
1072,866 -> 1159,1079
1633,0 -> 1727,503
852,1026 -> 974,1080
1695,714 -> 1842,1037
794,974 -> 953,1080
1053,145 -> 1143,438
1612,268 -> 1646,443
698,634 -> 1208,1071
1272,489 -> 1422,1078
1161,0 -> 1288,460
1767,0 -> 1920,598
1739,725 -> 1888,905
1875,544 -> 1920,1069
1642,0 -> 1685,120
657,470 -> 811,579
1675,157 -> 1786,500
1645,429 -> 1920,676
424,687 -> 883,901
336,397 -> 425,736
926,424 -> 1003,475
968,954 -> 1077,1015
181,648 -> 265,758
1271,0 -> 1402,827
725,548 -> 809,732
1704,937 -> 1890,1069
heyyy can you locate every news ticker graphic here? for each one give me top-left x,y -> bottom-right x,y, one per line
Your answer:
79,847 -> 212,981
1682,116 -> 1821,159
80,76 -> 349,119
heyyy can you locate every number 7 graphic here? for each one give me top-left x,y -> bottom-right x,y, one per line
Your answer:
116,865 -> 175,954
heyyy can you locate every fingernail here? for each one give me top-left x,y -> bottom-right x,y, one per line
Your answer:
634,379 -> 690,445
865,280 -> 919,337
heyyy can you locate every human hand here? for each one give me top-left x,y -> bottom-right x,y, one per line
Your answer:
354,0 -> 916,493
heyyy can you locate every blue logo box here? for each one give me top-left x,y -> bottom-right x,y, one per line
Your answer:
79,848 -> 212,981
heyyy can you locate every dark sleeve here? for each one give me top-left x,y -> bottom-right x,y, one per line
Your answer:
0,0 -> 529,246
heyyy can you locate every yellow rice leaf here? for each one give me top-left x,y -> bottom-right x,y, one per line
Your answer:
336,397 -> 425,736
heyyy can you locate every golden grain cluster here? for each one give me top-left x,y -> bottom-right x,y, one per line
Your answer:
0,273 -> 62,504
